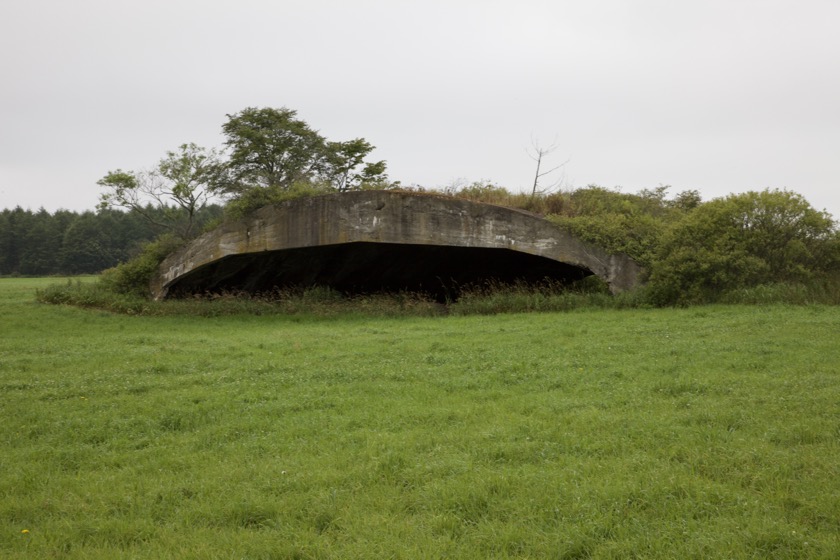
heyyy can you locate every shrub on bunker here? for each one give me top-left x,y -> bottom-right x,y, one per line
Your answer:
647,189 -> 839,305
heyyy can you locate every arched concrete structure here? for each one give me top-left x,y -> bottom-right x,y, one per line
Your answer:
150,191 -> 643,300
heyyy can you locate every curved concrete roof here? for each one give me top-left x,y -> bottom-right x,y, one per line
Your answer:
150,191 -> 643,300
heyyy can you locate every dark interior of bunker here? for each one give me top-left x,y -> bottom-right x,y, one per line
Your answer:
164,242 -> 594,302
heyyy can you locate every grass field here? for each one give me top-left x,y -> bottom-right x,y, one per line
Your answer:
1,277 -> 839,559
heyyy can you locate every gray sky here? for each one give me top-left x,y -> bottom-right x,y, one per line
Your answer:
2,0 -> 839,217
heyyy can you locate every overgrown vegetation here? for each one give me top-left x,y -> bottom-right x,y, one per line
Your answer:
449,182 -> 840,306
98,235 -> 186,298
647,190 -> 840,305
5,278 -> 840,558
35,277 -> 623,317
36,280 -> 446,317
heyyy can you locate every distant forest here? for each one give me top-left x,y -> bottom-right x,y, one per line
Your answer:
0,205 -> 222,276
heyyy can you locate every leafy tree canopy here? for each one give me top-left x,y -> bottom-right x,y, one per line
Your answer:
98,143 -> 221,240
216,107 -> 391,205
218,107 -> 325,193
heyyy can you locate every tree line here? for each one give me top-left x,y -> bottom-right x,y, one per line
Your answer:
0,205 -> 221,276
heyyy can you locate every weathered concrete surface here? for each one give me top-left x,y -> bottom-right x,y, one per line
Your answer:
150,191 -> 643,300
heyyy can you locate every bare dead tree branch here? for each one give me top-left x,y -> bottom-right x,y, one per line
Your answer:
527,137 -> 569,198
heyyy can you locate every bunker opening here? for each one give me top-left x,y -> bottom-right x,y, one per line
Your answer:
163,241 -> 595,302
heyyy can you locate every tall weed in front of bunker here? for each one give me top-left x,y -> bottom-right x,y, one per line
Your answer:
449,278 -> 617,315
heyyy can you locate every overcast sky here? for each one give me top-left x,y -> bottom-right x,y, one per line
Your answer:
2,0 -> 839,217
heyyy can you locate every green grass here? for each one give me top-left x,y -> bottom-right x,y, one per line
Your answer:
2,278 -> 839,558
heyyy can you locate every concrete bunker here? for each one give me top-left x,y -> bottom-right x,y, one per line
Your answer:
150,191 -> 643,301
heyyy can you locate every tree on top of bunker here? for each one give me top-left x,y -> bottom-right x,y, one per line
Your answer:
97,143 -> 222,241
213,107 -> 392,215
